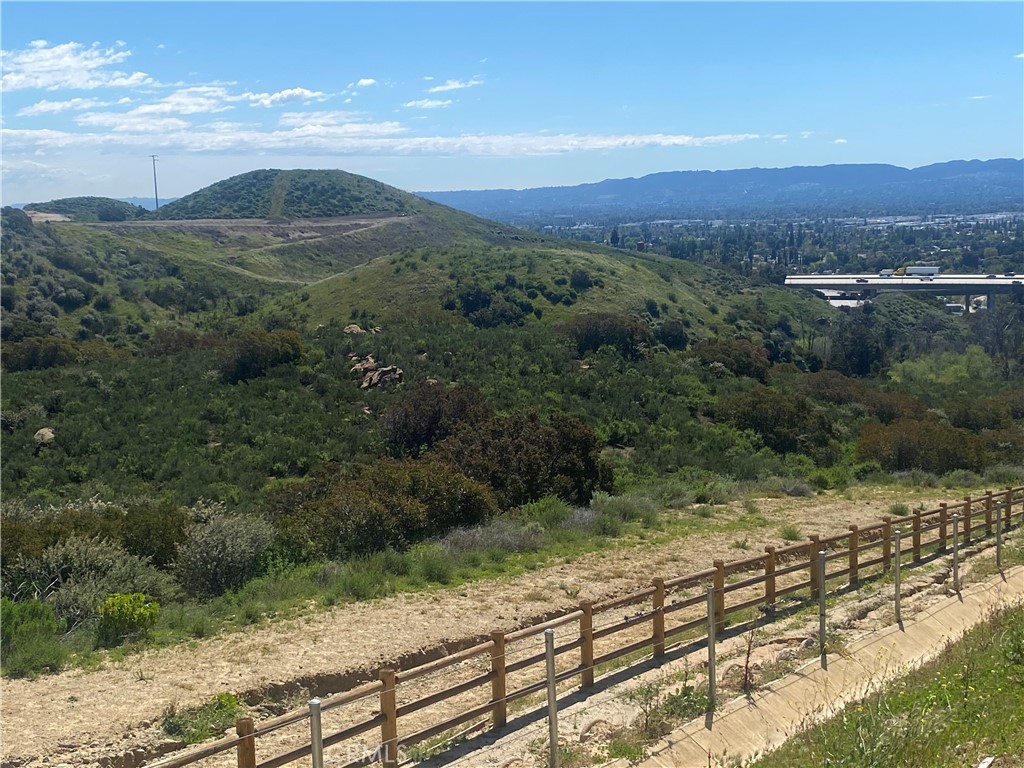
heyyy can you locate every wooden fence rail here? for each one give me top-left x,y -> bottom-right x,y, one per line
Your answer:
147,486 -> 1024,768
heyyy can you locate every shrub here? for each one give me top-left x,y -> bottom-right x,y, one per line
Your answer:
440,518 -> 545,554
95,592 -> 159,648
780,524 -> 802,542
174,512 -> 274,598
435,411 -> 614,508
379,383 -> 492,458
219,328 -> 303,383
0,597 -> 66,677
563,313 -> 652,360
162,693 -> 244,744
520,496 -> 573,530
590,492 -> 658,526
6,537 -> 174,631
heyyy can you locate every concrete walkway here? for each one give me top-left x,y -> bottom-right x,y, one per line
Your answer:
621,565 -> 1024,768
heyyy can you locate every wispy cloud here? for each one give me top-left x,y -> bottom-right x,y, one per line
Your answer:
244,87 -> 328,108
74,113 -> 191,133
404,99 -> 453,109
427,78 -> 483,93
356,78 -> 377,88
833,138 -> 848,144
1,126 -> 765,157
1017,53 -> 1024,59
968,94 -> 991,100
0,40 -> 153,91
18,97 -> 113,116
277,110 -> 365,127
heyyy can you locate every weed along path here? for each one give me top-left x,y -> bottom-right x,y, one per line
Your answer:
0,490 -> 977,767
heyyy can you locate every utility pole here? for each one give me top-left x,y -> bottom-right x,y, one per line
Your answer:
149,154 -> 160,210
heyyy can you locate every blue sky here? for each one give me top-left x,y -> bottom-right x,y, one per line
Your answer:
2,2 -> 1022,203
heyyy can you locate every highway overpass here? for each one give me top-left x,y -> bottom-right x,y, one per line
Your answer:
785,273 -> 1023,298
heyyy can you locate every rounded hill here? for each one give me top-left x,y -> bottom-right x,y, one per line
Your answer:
148,169 -> 432,220
23,197 -> 146,222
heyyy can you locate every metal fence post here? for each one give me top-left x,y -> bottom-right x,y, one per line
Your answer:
894,531 -> 903,626
952,514 -> 961,593
544,629 -> 559,768
309,698 -> 324,768
706,585 -> 716,711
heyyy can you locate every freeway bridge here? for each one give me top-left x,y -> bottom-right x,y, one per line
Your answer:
785,273 -> 1023,300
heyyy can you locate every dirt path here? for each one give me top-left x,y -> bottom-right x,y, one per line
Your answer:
0,489 -> 955,766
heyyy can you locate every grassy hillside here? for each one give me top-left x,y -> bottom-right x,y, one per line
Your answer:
148,168 -> 433,220
2,169 -> 1021,682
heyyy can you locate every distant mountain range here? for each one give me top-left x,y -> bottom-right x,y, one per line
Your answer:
419,159 -> 1024,221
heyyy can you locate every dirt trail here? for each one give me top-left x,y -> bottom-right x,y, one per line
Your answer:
0,490 -> 951,766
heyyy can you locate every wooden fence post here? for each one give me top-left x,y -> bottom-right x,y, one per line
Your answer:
380,668 -> 398,768
490,630 -> 506,729
984,491 -> 994,536
1007,488 -> 1015,530
882,517 -> 892,571
764,546 -> 776,605
235,718 -> 256,768
848,525 -> 859,586
938,503 -> 948,551
963,495 -> 972,545
580,601 -> 594,688
912,511 -> 922,562
652,578 -> 666,659
713,560 -> 726,636
808,535 -> 821,598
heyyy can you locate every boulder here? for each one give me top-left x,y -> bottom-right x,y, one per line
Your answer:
33,427 -> 56,446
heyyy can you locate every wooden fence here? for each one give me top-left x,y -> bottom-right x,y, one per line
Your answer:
149,486 -> 1023,768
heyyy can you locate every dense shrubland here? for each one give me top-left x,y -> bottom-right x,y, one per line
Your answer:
2,201 -> 1023,677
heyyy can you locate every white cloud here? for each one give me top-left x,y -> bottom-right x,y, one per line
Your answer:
1017,53 -> 1024,59
800,131 -> 814,139
833,138 -> 848,144
244,87 -> 328,108
0,40 -> 153,91
278,110 -> 368,127
2,126 -> 764,157
74,112 -> 191,132
404,99 -> 453,109
427,78 -> 483,93
423,76 -> 434,81
133,86 -> 238,115
17,97 -> 113,116
968,94 -> 991,100
356,78 -> 377,88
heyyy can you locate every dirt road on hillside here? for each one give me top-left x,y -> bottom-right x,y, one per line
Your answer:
0,490 -> 969,767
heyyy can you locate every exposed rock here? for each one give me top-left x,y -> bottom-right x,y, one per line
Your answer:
343,324 -> 366,334
33,427 -> 56,446
360,365 -> 403,389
